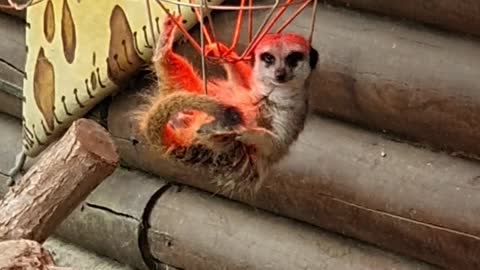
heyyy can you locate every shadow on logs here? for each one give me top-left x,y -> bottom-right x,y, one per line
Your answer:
108,89 -> 480,270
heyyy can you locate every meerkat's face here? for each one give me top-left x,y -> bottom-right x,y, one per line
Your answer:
253,33 -> 318,89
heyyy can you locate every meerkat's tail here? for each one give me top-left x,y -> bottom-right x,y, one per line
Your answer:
138,92 -> 237,151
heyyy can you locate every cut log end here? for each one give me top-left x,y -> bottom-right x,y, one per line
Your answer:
74,118 -> 119,165
0,118 -> 119,243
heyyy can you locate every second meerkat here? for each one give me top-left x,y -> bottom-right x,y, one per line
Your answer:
138,16 -> 318,193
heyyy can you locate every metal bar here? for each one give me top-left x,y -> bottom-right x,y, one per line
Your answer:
247,0 -> 254,42
275,0 -> 311,34
156,0 -> 203,53
230,0 -> 246,50
242,0 -> 294,58
156,0 -> 306,11
199,0 -> 208,95
239,0 -> 280,59
308,0 -> 318,43
190,0 -> 213,44
205,0 -> 218,46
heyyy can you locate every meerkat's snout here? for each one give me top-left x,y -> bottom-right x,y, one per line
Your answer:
274,68 -> 287,83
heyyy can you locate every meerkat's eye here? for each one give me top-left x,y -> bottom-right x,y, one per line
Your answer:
260,52 -> 275,65
285,51 -> 305,68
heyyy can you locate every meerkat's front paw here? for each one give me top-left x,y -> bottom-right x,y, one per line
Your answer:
236,127 -> 277,155
205,42 -> 229,58
205,42 -> 240,62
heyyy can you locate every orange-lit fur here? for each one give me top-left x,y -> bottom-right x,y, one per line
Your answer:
140,16 -> 257,153
137,15 -> 318,194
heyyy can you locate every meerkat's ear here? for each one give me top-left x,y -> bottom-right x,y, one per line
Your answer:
309,47 -> 319,70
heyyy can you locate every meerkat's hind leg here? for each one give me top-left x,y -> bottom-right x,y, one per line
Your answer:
153,14 -> 181,63
153,15 -> 203,94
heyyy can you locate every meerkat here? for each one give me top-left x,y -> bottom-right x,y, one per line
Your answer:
137,15 -> 318,194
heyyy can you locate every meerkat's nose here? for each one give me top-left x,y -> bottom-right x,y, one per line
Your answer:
274,68 -> 287,82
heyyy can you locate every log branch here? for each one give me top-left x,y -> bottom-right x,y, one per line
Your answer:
0,118 -> 119,243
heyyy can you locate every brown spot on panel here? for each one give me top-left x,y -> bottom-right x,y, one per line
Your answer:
107,5 -> 144,85
61,0 -> 76,63
33,48 -> 55,132
90,71 -> 97,90
43,0 -> 55,43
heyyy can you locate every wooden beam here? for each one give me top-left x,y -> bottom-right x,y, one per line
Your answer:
148,184 -> 437,270
0,12 -> 25,91
0,114 -> 436,270
0,118 -> 119,243
108,90 -> 480,270
0,12 -> 24,118
326,0 -> 480,37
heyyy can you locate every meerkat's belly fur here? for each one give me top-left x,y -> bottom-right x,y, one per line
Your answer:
259,86 -> 308,162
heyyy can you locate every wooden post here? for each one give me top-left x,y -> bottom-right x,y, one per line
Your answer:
0,118 -> 119,243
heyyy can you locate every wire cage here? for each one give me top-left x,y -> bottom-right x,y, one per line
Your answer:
154,0 -> 318,93
154,0 -> 318,63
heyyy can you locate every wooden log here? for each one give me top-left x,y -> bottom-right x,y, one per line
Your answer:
0,12 -> 24,118
175,2 -> 480,159
0,239 -> 71,270
0,12 -> 25,89
108,90 -> 480,270
326,0 -> 480,37
0,113 -> 437,270
0,118 -> 119,243
54,169 -> 166,270
42,237 -> 136,270
148,185 -> 437,270
0,90 -> 22,119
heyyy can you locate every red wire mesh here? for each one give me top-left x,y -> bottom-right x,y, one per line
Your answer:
155,0 -> 317,64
